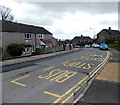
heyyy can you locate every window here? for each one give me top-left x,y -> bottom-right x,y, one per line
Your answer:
38,34 -> 44,39
25,33 -> 32,39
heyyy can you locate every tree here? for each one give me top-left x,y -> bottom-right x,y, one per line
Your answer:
7,43 -> 24,56
0,5 -> 14,21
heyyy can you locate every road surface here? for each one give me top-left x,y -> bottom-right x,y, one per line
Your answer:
2,48 -> 110,103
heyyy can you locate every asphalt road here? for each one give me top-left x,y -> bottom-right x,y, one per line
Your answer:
79,48 -> 119,104
2,48 -> 109,103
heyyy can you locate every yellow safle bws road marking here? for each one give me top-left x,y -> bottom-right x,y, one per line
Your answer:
11,75 -> 30,86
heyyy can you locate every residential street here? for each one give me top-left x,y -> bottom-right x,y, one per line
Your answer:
2,48 -> 110,103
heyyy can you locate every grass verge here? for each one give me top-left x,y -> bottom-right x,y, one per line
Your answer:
108,43 -> 120,51
2,56 -> 22,60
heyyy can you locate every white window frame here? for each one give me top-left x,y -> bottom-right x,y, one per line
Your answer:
38,34 -> 44,39
25,33 -> 32,39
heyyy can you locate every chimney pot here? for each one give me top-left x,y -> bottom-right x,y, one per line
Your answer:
109,27 -> 111,30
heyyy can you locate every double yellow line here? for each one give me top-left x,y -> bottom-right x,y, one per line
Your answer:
49,51 -> 110,104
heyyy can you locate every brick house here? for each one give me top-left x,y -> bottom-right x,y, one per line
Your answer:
96,27 -> 120,44
0,20 -> 58,57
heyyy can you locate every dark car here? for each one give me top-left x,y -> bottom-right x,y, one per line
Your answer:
99,43 -> 108,50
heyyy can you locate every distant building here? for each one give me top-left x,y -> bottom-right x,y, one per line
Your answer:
58,39 -> 71,45
0,20 -> 58,57
97,27 -> 120,43
71,35 -> 93,46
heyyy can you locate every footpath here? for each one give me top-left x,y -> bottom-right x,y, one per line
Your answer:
78,48 -> 120,105
1,48 -> 79,66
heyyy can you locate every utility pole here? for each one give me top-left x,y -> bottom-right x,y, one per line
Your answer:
90,28 -> 95,43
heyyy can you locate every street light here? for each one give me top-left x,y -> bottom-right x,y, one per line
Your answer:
90,28 -> 95,42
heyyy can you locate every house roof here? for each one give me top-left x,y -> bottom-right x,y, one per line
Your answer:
72,36 -> 93,41
0,20 -> 52,35
97,29 -> 120,37
71,36 -> 93,44
104,29 -> 120,36
42,40 -> 53,44
58,40 -> 71,45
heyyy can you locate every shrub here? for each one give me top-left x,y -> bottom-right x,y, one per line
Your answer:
7,43 -> 24,56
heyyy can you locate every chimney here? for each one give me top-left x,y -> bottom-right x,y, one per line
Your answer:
109,27 -> 111,30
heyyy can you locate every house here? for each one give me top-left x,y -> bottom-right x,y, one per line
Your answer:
58,39 -> 71,45
0,20 -> 58,57
71,35 -> 93,46
96,27 -> 120,44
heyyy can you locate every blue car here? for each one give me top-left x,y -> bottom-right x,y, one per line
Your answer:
99,43 -> 108,50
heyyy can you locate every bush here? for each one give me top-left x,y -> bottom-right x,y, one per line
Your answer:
108,43 -> 120,51
7,43 -> 24,56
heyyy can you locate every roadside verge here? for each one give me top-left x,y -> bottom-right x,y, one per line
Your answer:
1,48 -> 80,67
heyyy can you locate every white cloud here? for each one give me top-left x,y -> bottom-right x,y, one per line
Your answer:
0,1 -> 118,39
49,12 -> 118,39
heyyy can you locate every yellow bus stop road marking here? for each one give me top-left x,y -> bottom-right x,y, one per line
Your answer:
43,91 -> 62,98
11,75 -> 30,86
44,66 -> 55,71
43,51 -> 110,104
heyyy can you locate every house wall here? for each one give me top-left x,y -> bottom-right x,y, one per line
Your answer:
2,32 -> 35,57
36,34 -> 57,48
51,37 -> 58,47
2,32 -> 57,57
71,38 -> 79,44
97,30 -> 112,43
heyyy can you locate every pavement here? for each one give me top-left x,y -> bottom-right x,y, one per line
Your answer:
78,48 -> 120,105
1,48 -> 79,67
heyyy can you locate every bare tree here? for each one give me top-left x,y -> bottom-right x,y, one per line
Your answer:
0,5 -> 14,21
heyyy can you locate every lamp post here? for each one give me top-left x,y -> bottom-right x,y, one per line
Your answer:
90,28 -> 95,43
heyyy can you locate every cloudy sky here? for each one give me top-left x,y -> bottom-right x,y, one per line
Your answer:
0,0 -> 119,39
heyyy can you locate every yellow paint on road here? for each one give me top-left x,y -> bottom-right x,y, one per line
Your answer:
73,58 -> 78,60
48,51 -> 110,104
39,69 -> 61,79
11,75 -> 30,86
60,93 -> 74,104
52,76 -> 89,103
89,51 -> 110,76
39,69 -> 77,83
44,66 -> 55,71
43,91 -> 62,98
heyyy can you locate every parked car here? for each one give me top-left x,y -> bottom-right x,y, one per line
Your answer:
113,41 -> 120,44
92,43 -> 100,48
85,44 -> 91,48
75,45 -> 80,48
99,43 -> 108,50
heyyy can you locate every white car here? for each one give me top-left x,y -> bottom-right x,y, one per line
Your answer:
92,43 -> 100,48
85,44 -> 91,48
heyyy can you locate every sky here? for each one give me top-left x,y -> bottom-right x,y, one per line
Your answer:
0,0 -> 119,40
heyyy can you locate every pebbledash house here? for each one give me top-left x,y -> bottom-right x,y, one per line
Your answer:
0,20 -> 58,57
